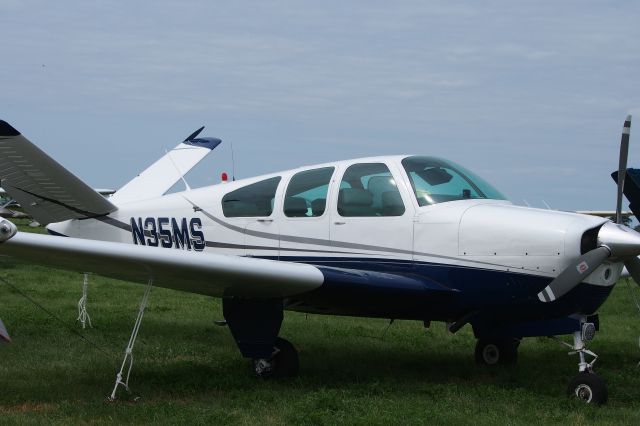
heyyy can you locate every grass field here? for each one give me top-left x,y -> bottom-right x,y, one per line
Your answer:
1,220 -> 640,425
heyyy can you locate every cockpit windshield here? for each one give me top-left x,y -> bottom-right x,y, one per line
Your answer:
401,156 -> 506,206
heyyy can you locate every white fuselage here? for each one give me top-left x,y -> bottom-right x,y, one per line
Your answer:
47,155 -> 621,290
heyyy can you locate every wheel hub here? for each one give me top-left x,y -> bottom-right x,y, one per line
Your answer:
253,358 -> 273,377
575,384 -> 593,403
482,344 -> 500,364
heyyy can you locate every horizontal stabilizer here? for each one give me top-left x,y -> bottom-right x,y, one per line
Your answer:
110,128 -> 221,205
0,121 -> 117,225
0,232 -> 324,298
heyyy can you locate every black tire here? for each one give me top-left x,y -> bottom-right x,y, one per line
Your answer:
271,337 -> 299,378
474,338 -> 519,365
567,372 -> 608,405
252,337 -> 299,379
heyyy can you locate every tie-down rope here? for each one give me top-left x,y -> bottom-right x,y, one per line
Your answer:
108,277 -> 153,401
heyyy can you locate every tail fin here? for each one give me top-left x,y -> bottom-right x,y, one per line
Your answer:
0,120 -> 117,225
109,127 -> 221,205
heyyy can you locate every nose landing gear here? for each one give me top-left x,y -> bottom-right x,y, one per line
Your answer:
561,322 -> 607,405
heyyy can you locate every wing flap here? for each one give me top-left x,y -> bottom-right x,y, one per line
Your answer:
0,121 -> 117,225
0,232 -> 324,298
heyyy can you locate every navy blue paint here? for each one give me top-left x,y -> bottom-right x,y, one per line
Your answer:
144,217 -> 159,246
183,126 -> 204,142
46,229 -> 68,237
130,218 -> 145,245
190,218 -> 205,251
277,256 -> 613,337
474,315 -> 586,339
157,217 -> 172,248
613,168 -> 640,219
223,298 -> 283,358
131,217 -> 205,251
183,137 -> 221,150
171,217 -> 191,250
0,120 -> 20,136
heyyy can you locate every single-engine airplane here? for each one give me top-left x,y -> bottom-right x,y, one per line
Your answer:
0,116 -> 638,404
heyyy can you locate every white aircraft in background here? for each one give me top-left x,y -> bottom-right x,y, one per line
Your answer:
0,116 -> 637,405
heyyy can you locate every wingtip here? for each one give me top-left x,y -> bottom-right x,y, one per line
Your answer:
626,114 -> 632,121
0,120 -> 20,137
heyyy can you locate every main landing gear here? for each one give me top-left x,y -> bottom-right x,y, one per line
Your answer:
252,337 -> 299,378
222,298 -> 300,379
563,323 -> 607,405
474,338 -> 519,365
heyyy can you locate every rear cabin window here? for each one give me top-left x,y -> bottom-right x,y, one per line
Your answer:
222,177 -> 281,217
284,167 -> 334,217
337,163 -> 405,217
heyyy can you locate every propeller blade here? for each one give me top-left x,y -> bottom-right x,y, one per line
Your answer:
624,256 -> 640,286
616,115 -> 632,224
537,246 -> 610,303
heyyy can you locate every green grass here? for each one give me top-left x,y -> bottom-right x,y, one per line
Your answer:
1,220 -> 640,424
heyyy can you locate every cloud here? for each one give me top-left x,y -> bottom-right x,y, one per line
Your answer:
0,1 -> 639,210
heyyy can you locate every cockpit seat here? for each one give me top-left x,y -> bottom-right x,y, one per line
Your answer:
284,196 -> 308,217
311,198 -> 326,216
338,188 -> 373,216
381,191 -> 405,216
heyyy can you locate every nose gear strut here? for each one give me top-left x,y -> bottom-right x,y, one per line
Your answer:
552,316 -> 607,404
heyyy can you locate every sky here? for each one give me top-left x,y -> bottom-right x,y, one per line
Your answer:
1,0 -> 639,211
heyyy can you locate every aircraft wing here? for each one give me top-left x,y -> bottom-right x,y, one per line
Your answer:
0,230 -> 459,303
0,121 -> 118,225
0,232 -> 324,298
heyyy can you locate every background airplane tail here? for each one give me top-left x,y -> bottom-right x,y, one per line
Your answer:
0,120 -> 117,225
612,168 -> 640,219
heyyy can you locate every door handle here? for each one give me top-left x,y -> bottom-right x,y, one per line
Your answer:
334,221 -> 346,225
257,219 -> 273,223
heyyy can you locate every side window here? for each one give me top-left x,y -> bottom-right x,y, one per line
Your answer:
222,177 -> 281,217
284,167 -> 334,217
338,163 -> 405,217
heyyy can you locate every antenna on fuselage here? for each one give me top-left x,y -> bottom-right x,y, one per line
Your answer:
230,139 -> 236,181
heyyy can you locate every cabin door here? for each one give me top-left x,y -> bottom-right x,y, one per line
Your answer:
329,162 -> 415,262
